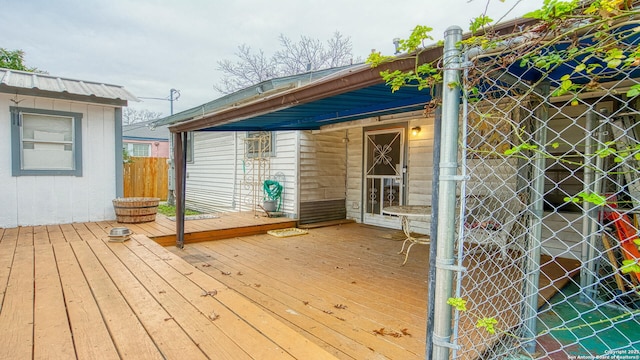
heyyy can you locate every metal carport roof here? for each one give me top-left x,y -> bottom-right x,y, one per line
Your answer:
166,48 -> 441,133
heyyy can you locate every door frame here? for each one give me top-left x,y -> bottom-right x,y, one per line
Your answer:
361,124 -> 408,228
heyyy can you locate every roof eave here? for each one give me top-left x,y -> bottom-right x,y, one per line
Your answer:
0,84 -> 129,107
169,50 -> 440,133
154,65 -> 359,128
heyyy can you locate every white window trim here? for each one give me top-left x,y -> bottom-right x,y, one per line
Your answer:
125,142 -> 152,157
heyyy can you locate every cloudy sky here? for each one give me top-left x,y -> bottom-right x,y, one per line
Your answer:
1,0 -> 543,116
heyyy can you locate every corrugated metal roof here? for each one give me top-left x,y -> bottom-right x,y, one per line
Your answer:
0,68 -> 138,104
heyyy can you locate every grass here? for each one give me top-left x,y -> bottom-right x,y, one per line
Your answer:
157,203 -> 201,217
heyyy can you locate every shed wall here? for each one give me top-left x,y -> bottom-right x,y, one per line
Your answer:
0,93 -> 118,227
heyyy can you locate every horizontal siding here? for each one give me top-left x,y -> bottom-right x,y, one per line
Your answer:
185,132 -> 237,213
540,211 -> 582,260
267,131 -> 298,217
346,127 -> 363,221
298,131 -> 347,223
185,131 -> 299,217
299,131 -> 347,202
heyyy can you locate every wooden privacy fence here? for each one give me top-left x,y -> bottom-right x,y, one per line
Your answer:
123,157 -> 169,200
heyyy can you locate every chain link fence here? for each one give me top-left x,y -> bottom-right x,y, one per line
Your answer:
432,13 -> 640,360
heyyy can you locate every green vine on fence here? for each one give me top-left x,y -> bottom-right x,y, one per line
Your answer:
370,0 -> 640,352
447,296 -> 640,340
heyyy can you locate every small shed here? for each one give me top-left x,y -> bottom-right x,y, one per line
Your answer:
0,68 -> 137,228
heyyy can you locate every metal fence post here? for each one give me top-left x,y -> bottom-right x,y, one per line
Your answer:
432,25 -> 463,360
522,83 -> 549,353
426,84 -> 443,359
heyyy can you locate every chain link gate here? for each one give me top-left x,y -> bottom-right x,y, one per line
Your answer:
430,13 -> 640,360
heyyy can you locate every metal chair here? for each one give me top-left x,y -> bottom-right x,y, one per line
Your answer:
462,194 -> 525,259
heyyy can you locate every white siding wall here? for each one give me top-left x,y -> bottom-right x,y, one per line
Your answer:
299,130 -> 347,201
268,131 -> 298,216
405,117 -> 435,235
1,94 -> 117,228
185,131 -> 236,213
341,111 -> 582,259
185,131 -> 299,217
345,127 -> 363,221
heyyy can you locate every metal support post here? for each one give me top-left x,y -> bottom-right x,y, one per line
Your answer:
431,25 -> 463,360
522,83 -> 549,353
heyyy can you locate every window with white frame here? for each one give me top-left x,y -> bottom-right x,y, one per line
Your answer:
11,107 -> 83,176
124,142 -> 151,157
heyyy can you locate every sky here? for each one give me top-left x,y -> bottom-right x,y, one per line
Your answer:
0,0 -> 544,117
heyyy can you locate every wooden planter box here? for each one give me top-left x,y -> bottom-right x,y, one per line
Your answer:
113,197 -> 160,223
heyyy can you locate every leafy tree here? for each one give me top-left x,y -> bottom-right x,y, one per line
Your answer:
122,108 -> 163,125
0,48 -> 40,72
215,32 -> 355,94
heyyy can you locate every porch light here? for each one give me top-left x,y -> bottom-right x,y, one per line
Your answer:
411,126 -> 421,136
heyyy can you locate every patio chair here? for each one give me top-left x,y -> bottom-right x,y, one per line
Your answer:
461,193 -> 525,259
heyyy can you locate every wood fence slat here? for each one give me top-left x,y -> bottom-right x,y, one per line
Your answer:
123,157 -> 168,200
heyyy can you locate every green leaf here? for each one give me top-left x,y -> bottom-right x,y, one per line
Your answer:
476,317 -> 498,335
447,297 -> 467,311
578,191 -> 607,206
627,84 -> 640,98
607,58 -> 623,69
621,259 -> 640,274
470,15 -> 493,34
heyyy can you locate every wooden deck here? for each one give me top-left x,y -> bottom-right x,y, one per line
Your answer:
0,218 -> 579,359
121,211 -> 298,246
0,220 -> 334,359
167,223 -> 580,360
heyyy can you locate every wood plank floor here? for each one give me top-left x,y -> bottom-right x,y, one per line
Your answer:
0,222 -> 335,360
168,223 -> 581,360
0,219 -> 580,359
118,212 -> 297,246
